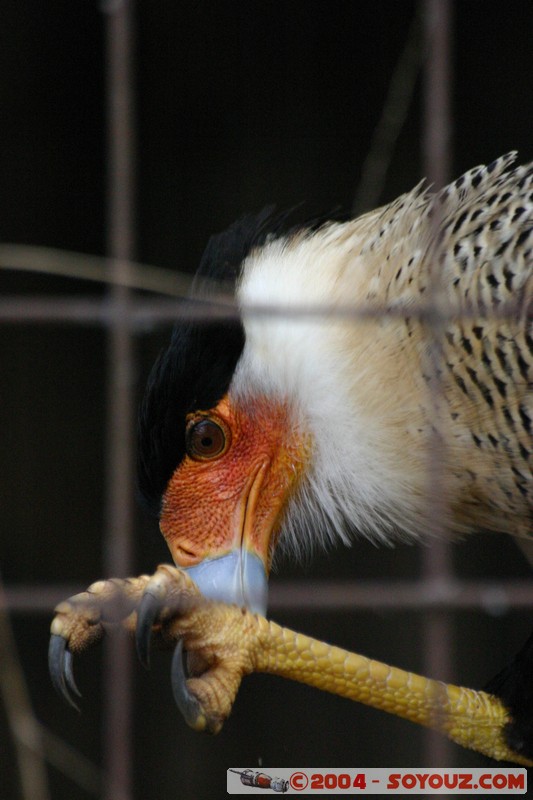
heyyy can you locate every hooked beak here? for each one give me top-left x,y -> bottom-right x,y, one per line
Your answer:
184,549 -> 268,615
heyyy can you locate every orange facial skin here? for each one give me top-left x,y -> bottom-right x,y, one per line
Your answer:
160,395 -> 310,573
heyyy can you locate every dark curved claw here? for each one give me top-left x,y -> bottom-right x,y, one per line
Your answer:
64,649 -> 82,699
135,591 -> 163,669
48,635 -> 80,712
171,641 -> 211,733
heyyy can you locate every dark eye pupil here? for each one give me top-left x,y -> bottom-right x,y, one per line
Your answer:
187,419 -> 226,459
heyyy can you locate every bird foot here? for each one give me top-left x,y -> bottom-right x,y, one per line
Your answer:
49,574 -> 151,709
49,566 -> 533,765
49,565 -> 260,733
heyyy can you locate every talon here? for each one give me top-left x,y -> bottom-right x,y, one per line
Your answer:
64,650 -> 82,699
171,641 -> 211,733
48,635 -> 80,712
136,590 -> 163,669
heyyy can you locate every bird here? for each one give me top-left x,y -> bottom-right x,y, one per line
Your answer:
50,153 -> 533,764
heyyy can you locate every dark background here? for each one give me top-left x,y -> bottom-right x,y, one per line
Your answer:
1,1 -> 532,799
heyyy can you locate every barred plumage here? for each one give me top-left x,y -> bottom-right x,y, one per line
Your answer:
235,153 -> 533,553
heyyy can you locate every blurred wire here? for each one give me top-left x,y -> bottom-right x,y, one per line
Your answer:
0,244 -> 526,327
352,2 -> 424,215
38,724 -> 102,797
421,0 -> 454,769
101,1 -> 136,799
0,568 -> 50,800
0,244 -> 195,297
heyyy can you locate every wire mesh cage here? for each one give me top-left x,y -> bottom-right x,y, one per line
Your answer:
1,2 -> 532,799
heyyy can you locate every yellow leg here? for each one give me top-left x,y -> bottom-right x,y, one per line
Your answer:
50,565 -> 532,765
251,617 -> 531,766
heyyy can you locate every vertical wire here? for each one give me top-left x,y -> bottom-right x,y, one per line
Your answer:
0,569 -> 50,800
352,3 -> 424,216
423,0 -> 452,189
102,2 -> 136,798
421,0 -> 455,768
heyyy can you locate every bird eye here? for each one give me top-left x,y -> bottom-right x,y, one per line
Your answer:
185,418 -> 228,461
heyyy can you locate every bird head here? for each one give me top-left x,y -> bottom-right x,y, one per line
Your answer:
160,392 -> 312,612
137,206 -> 418,614
137,211 -> 320,615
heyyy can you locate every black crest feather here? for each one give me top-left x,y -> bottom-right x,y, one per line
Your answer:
137,207 -> 295,515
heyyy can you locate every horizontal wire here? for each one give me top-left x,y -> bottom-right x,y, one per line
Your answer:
0,243 -> 198,298
5,579 -> 533,614
0,293 -> 527,328
1,245 -> 530,326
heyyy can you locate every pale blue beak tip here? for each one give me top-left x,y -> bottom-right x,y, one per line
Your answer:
184,550 -> 268,616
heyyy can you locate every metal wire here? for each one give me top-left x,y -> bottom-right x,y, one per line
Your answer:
421,0 -> 454,770
101,2 -> 136,798
5,578 -> 533,615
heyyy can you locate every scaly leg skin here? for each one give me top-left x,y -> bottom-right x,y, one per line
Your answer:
50,565 -> 532,765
